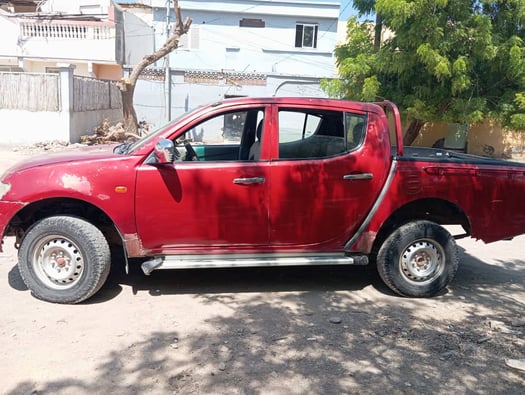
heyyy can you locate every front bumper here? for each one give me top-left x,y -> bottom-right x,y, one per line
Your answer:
0,201 -> 25,252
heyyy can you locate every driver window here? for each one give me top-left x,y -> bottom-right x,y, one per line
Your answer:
175,108 -> 264,161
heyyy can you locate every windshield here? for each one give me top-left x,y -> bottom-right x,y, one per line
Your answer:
120,104 -> 207,154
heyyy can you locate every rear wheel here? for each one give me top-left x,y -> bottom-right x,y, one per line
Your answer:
377,220 -> 458,297
18,216 -> 111,304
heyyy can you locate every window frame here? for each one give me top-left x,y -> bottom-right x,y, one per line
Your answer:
295,23 -> 318,49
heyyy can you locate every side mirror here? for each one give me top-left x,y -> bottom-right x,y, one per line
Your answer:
154,139 -> 177,164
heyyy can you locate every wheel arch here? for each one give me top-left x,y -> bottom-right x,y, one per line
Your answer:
7,197 -> 123,249
371,198 -> 471,256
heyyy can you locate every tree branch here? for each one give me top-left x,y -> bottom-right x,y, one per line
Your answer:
117,0 -> 192,133
125,1 -> 192,87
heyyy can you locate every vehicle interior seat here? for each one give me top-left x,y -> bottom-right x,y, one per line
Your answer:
248,119 -> 263,160
349,122 -> 364,148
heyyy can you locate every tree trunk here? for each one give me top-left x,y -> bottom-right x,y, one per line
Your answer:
374,13 -> 382,50
121,84 -> 137,134
403,119 -> 425,146
116,0 -> 192,134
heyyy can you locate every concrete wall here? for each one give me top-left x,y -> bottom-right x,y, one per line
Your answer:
0,105 -> 122,145
92,63 -> 123,80
0,110 -> 67,144
39,0 -> 111,14
71,109 -> 123,141
123,9 -> 155,65
0,10 -> 21,63
412,119 -> 525,159
132,69 -> 327,129
0,67 -> 123,145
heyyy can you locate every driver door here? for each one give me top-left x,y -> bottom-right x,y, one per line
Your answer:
134,108 -> 269,253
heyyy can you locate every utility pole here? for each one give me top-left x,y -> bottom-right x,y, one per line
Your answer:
164,0 -> 172,122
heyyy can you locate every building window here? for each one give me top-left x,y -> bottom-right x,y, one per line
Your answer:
295,23 -> 318,48
239,18 -> 265,28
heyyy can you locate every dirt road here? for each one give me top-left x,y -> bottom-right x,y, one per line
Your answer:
0,145 -> 524,394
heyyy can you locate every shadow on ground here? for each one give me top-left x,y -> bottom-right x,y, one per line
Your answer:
7,245 -> 525,394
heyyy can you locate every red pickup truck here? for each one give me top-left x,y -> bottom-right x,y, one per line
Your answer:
1,97 -> 525,304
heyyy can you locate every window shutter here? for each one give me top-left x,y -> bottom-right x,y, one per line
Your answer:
295,25 -> 303,47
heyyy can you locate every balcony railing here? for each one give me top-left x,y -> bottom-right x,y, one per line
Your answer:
20,22 -> 114,40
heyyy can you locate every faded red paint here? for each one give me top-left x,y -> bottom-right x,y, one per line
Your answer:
1,97 -> 525,259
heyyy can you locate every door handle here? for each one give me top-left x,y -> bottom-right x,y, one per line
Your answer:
343,173 -> 373,180
233,177 -> 266,184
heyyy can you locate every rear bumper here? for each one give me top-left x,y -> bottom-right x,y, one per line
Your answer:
0,201 -> 25,252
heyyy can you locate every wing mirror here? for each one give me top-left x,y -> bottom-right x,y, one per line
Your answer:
154,139 -> 177,164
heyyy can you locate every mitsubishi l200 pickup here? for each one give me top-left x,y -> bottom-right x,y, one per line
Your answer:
1,97 -> 525,303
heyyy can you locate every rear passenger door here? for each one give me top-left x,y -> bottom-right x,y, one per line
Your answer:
267,105 -> 388,248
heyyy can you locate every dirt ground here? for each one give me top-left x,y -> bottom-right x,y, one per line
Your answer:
0,144 -> 524,394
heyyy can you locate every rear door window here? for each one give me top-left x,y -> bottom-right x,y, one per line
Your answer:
277,109 -> 366,159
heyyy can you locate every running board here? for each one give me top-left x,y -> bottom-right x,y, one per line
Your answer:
141,254 -> 368,275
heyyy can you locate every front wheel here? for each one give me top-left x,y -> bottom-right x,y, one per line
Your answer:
376,220 -> 459,297
18,216 -> 111,304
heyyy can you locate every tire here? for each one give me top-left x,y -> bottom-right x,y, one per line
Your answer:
18,216 -> 111,304
376,220 -> 458,297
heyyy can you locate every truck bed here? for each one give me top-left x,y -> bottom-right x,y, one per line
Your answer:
397,146 -> 525,167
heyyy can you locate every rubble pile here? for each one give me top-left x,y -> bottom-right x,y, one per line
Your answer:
80,119 -> 141,145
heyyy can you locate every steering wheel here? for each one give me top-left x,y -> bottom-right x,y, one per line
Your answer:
184,141 -> 198,161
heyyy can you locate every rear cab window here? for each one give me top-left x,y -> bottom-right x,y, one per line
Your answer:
277,108 -> 367,160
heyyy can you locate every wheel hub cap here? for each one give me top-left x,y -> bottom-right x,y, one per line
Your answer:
400,240 -> 443,282
34,237 -> 85,288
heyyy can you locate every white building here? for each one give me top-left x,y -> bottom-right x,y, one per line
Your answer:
0,0 -> 154,80
161,0 -> 339,77
117,0 -> 341,127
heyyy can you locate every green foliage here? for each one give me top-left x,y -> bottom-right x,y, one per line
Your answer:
510,113 -> 525,129
352,0 -> 377,17
362,76 -> 380,100
515,93 -> 525,109
322,18 -> 379,101
326,0 -> 525,131
511,93 -> 525,128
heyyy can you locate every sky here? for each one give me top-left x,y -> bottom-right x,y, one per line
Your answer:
338,0 -> 358,20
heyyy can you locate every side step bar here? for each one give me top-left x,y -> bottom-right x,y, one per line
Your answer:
141,254 -> 368,275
